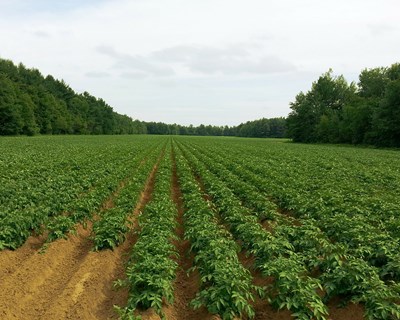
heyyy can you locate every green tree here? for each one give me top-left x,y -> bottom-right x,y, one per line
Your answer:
286,91 -> 319,142
17,92 -> 39,135
371,79 -> 400,147
1,57 -> 145,136
287,70 -> 356,143
340,98 -> 372,144
358,67 -> 388,99
0,75 -> 23,135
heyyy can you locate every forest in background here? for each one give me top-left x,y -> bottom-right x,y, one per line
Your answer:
145,117 -> 286,138
287,63 -> 400,147
1,57 -> 400,146
0,58 -> 285,138
0,58 -> 146,136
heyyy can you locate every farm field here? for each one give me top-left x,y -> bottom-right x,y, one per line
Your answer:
1,135 -> 400,320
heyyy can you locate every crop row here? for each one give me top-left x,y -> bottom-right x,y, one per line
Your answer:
197,138 -> 400,240
188,141 -> 400,280
0,136 -> 166,250
177,137 -> 400,319
174,143 -> 258,319
117,141 -> 179,320
176,141 -> 329,319
93,142 -> 165,250
48,141 -> 164,244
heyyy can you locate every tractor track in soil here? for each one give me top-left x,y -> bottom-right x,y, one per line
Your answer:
0,155 -> 161,320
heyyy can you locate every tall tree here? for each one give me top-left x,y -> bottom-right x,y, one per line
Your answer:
371,79 -> 400,147
287,70 -> 356,143
0,57 -> 144,136
0,75 -> 23,135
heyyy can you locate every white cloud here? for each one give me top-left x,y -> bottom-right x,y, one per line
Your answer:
32,30 -> 51,38
0,0 -> 399,125
367,23 -> 397,37
95,43 -> 295,77
85,71 -> 111,78
96,45 -> 175,77
120,71 -> 148,79
152,44 -> 295,75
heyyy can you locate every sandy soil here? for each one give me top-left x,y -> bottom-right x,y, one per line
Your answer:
0,157 -> 159,320
0,149 -> 365,320
0,222 -> 129,320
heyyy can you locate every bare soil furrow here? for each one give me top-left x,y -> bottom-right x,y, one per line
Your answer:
0,224 -> 92,319
42,155 -> 163,320
0,234 -> 47,283
161,149 -> 215,320
0,152 -> 162,320
42,236 -> 134,320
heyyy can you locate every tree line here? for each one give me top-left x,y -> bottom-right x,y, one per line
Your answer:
0,58 -> 146,135
287,63 -> 400,147
144,117 -> 286,138
0,57 -> 286,138
2,57 -> 400,146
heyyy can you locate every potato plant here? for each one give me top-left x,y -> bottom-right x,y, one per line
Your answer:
178,136 -> 400,319
178,142 -> 328,319
92,144 -> 163,251
175,145 -> 256,320
118,143 -> 179,319
0,135 -> 164,249
2,135 -> 400,319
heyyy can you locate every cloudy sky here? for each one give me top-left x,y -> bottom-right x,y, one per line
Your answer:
0,0 -> 399,125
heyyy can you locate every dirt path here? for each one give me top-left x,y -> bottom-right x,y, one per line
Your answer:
0,157 -> 160,320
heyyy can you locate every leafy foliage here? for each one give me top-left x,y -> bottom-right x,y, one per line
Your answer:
179,141 -> 328,319
175,144 -> 256,319
2,134 -> 400,319
177,136 -> 400,319
287,62 -> 400,147
0,135 -> 164,249
118,143 -> 179,319
92,143 -> 163,251
0,58 -> 146,135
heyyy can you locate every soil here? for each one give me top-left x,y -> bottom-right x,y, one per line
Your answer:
163,152 -> 216,320
0,156 -> 160,320
0,222 -> 128,320
0,148 -> 366,320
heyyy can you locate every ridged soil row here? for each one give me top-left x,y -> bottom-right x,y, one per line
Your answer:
0,151 -> 162,320
153,145 -> 217,320
43,150 -> 164,320
177,140 -> 365,320
0,146 -> 154,282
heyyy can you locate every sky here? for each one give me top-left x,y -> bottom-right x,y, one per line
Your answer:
0,0 -> 399,126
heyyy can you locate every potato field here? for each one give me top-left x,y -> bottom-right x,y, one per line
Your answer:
1,135 -> 400,320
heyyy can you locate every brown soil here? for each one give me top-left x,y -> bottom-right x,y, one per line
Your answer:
0,155 -> 160,320
133,163 -> 157,215
327,298 -> 365,320
161,150 -> 216,320
0,147 -> 366,320
0,222 -> 128,320
236,249 -> 291,320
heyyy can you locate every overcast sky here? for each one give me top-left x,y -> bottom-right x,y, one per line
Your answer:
0,0 -> 399,126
